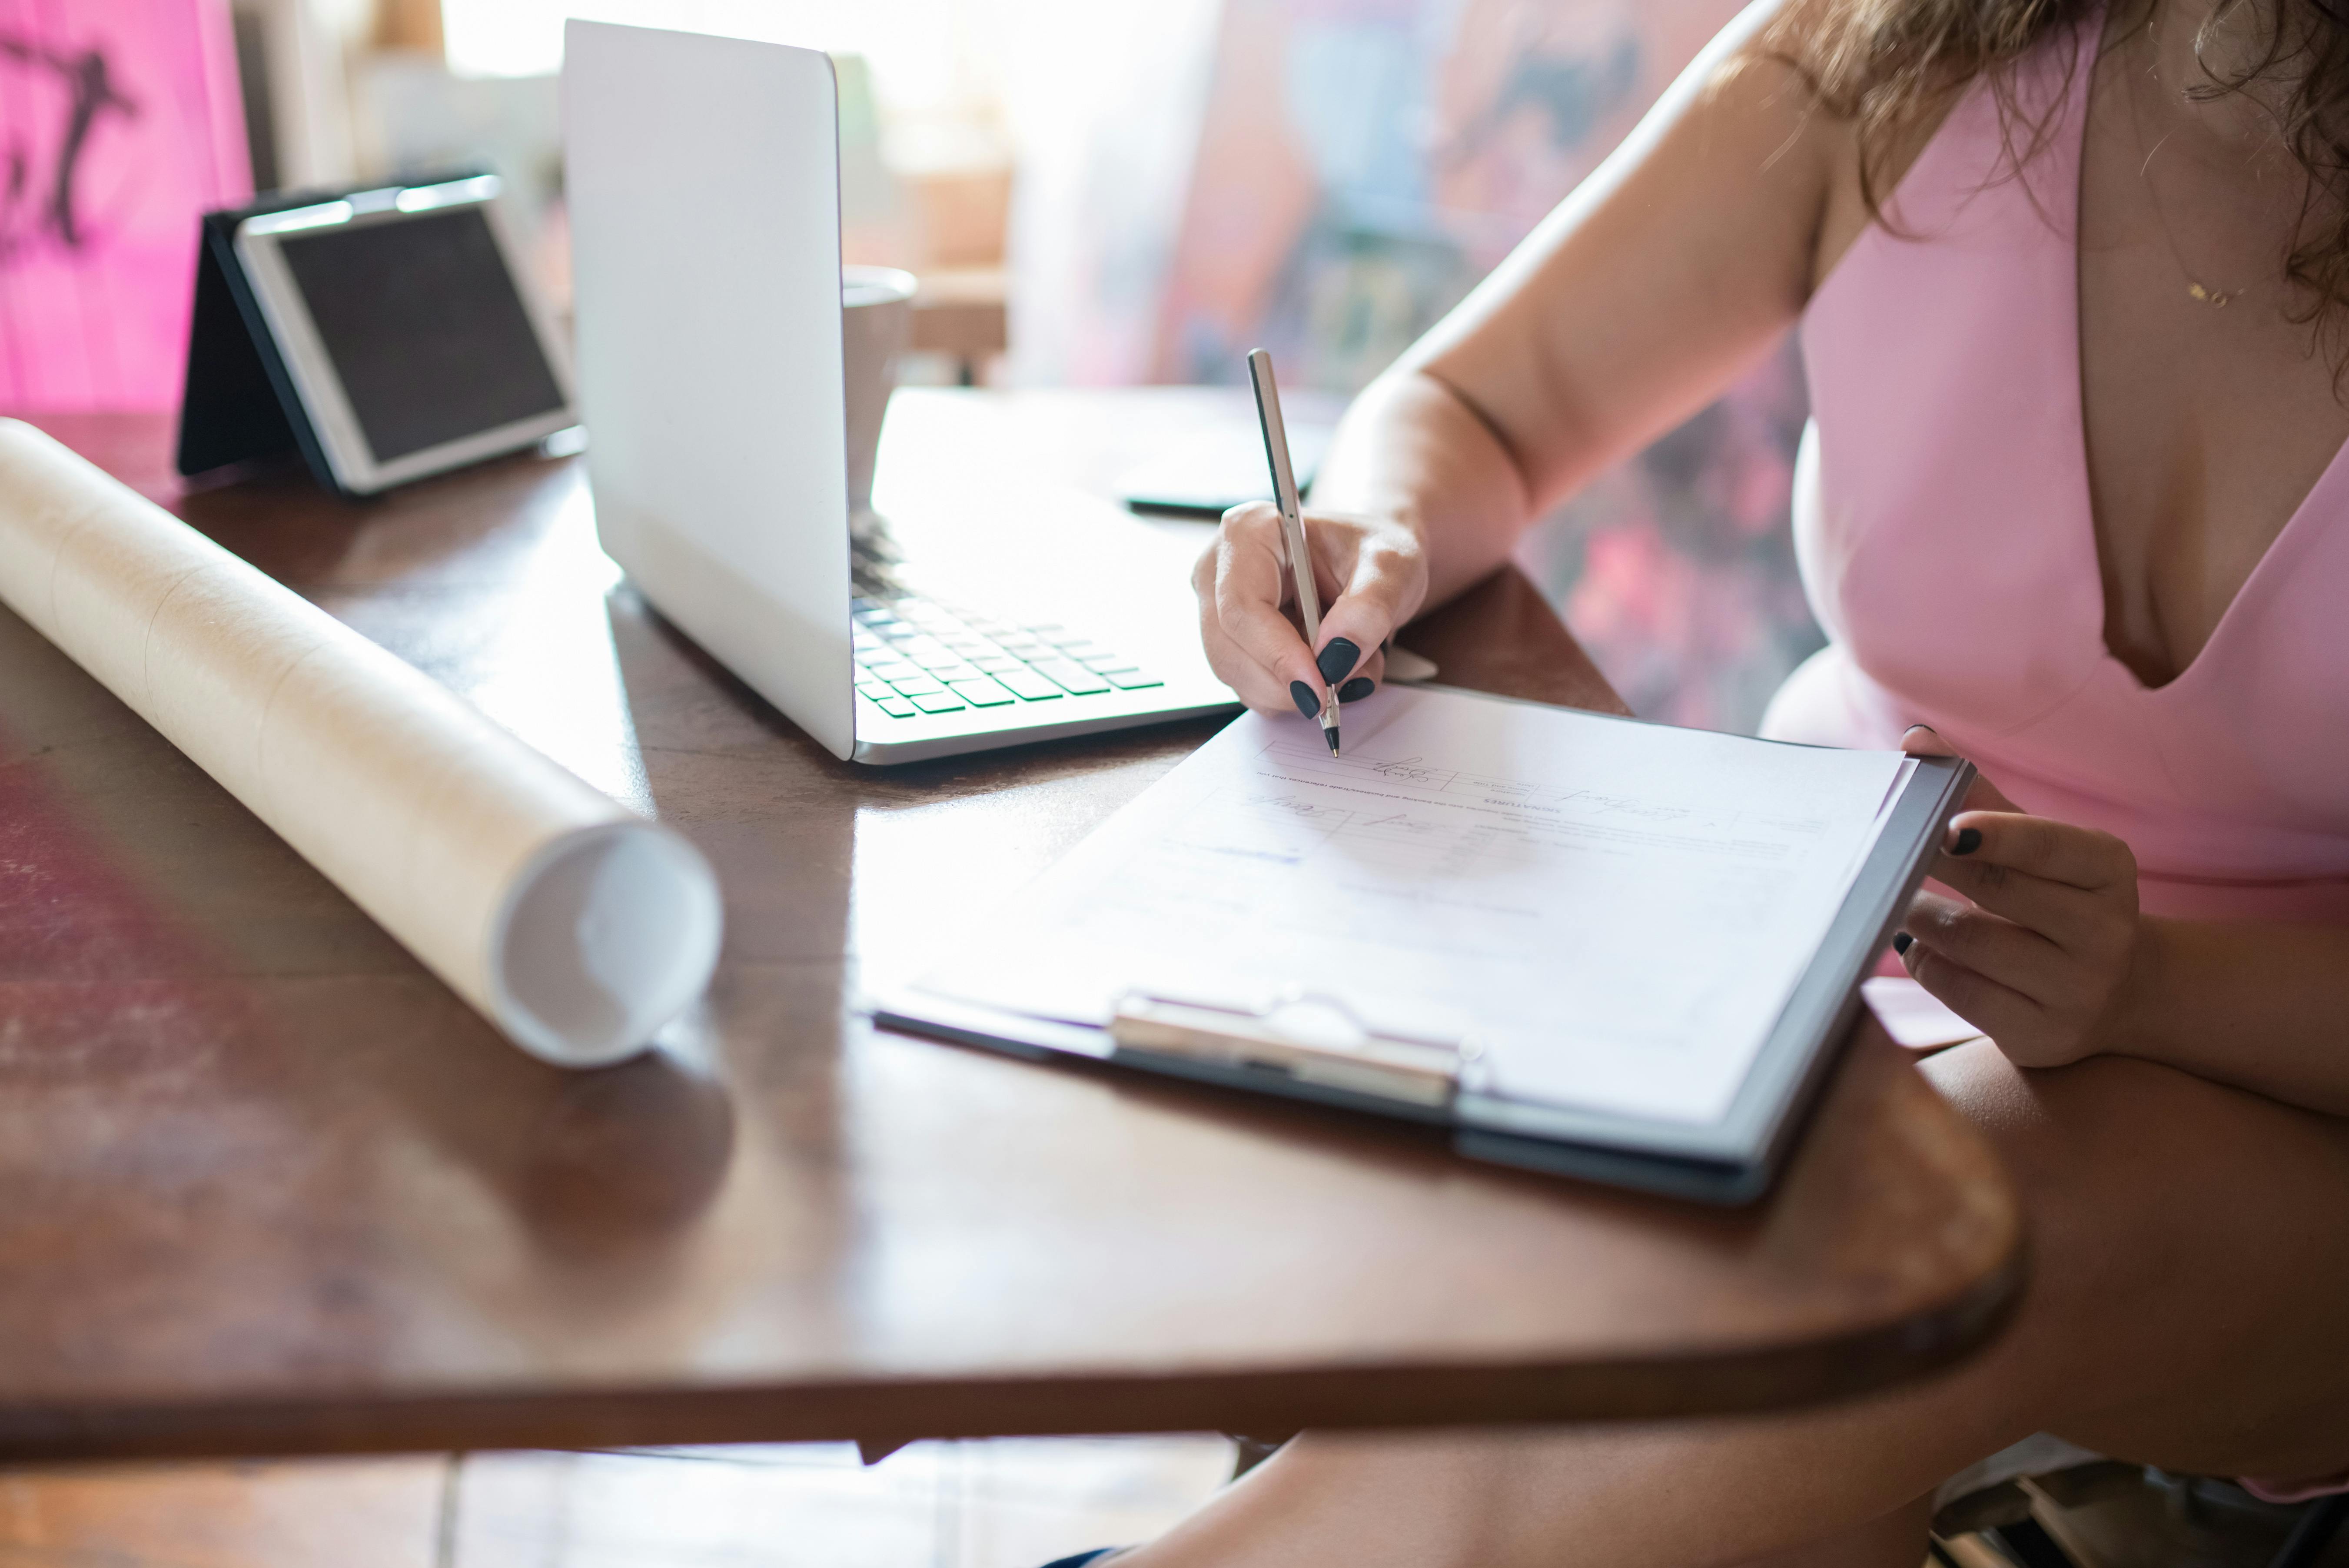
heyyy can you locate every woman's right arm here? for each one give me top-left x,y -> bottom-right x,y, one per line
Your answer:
1196,0 -> 1859,714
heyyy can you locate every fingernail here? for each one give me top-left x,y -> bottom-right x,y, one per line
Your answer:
1950,827 -> 1982,856
1893,931 -> 1913,955
1316,638 -> 1361,686
1289,681 -> 1320,720
1338,676 -> 1375,703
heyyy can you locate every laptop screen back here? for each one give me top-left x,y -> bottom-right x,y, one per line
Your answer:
562,22 -> 855,759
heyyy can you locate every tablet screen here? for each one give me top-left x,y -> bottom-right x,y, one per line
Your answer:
277,207 -> 566,464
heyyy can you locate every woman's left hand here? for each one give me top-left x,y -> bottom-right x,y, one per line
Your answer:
1895,727 -> 2147,1068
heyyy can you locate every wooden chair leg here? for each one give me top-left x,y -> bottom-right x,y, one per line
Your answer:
434,1452 -> 464,1568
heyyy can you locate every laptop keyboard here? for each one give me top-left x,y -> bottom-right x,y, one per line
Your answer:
853,594 -> 1162,720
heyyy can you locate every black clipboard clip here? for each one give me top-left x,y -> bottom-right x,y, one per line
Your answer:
1109,990 -> 1479,1109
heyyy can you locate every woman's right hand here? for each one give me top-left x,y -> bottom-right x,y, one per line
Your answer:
1192,502 -> 1430,718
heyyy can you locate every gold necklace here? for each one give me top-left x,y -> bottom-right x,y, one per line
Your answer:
2125,21 -> 2251,309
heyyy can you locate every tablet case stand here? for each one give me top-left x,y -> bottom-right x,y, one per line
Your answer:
176,177 -> 486,496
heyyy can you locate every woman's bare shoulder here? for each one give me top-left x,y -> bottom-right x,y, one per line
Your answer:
1731,0 -> 1976,291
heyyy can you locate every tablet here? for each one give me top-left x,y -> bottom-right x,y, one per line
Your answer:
231,176 -> 576,495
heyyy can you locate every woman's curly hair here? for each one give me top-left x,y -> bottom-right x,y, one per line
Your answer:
1757,0 -> 2349,329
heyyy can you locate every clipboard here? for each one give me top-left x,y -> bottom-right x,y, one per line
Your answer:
874,743 -> 1972,1206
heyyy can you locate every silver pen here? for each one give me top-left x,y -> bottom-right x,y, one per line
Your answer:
1246,347 -> 1340,754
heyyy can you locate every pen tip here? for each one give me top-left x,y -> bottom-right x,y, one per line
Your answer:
1325,727 -> 1340,754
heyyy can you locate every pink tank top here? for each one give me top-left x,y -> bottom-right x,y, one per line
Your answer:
1765,21 -> 2349,925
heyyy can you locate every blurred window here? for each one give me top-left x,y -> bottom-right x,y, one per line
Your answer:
440,0 -> 992,115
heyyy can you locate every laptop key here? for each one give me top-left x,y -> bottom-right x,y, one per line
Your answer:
854,593 -> 1156,709
948,678 -> 1017,708
995,669 -> 1063,701
1031,659 -> 1111,695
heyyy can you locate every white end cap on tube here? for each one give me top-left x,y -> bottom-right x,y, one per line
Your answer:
489,821 -> 724,1067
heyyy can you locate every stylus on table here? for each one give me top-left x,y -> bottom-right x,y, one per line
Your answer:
1246,347 -> 1340,755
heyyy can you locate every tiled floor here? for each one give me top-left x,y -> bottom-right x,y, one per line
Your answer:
0,1436 -> 1237,1568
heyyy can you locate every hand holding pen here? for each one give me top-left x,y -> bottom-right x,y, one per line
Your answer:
1206,348 -> 1412,751
1245,349 -> 1345,752
1193,349 -> 1427,728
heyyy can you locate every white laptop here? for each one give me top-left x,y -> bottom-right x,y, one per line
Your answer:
561,21 -> 1240,764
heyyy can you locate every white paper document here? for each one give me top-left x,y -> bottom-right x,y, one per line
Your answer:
916,687 -> 1905,1126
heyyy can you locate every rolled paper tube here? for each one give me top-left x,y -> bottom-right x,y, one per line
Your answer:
0,420 -> 722,1067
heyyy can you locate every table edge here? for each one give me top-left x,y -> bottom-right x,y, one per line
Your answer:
0,1249 -> 2022,1465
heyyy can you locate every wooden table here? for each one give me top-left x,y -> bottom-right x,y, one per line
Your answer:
0,389 -> 2021,1466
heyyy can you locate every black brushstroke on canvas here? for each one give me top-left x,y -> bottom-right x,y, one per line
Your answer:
0,34 -> 139,259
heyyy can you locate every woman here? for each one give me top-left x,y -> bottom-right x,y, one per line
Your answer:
1058,0 -> 2349,1563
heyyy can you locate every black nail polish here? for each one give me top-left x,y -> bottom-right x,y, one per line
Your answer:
1316,638 -> 1361,686
1893,931 -> 1913,955
1289,681 -> 1319,720
1338,676 -> 1375,703
1952,827 -> 1982,857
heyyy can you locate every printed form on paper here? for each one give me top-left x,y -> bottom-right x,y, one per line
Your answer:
915,687 -> 1908,1126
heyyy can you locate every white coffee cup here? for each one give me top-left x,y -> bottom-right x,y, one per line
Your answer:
841,266 -> 916,523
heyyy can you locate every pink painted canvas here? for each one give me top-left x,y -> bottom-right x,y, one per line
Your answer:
0,0 -> 249,410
